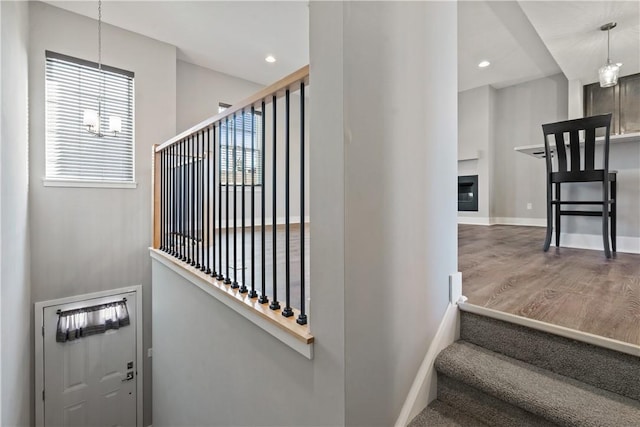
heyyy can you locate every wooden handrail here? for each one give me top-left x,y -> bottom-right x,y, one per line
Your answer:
156,64 -> 309,152
151,144 -> 161,249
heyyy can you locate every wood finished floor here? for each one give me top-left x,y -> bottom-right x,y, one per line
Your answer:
459,224 -> 640,346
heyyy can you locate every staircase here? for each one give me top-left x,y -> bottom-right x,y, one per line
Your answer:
409,311 -> 640,426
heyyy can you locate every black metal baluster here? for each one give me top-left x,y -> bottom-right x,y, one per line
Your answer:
176,143 -> 180,258
249,106 -> 258,299
206,127 -> 212,275
270,95 -> 281,311
173,143 -> 178,257
181,139 -> 187,262
283,90 -> 293,317
171,143 -> 176,256
198,131 -> 204,270
183,138 -> 188,262
258,100 -> 269,305
202,130 -> 207,271
185,137 -> 190,263
232,114 -> 239,289
166,147 -> 170,254
166,149 -> 170,253
224,117 -> 232,285
217,122 -> 224,281
195,132 -> 201,269
211,124 -> 217,278
240,111 -> 248,293
159,149 -> 164,251
297,83 -> 307,325
191,134 -> 196,266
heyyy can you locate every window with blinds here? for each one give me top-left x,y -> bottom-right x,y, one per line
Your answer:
45,51 -> 135,184
218,103 -> 263,186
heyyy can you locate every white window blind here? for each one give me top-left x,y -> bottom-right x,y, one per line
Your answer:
45,51 -> 135,183
219,104 -> 263,186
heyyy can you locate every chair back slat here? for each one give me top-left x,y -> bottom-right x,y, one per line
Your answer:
554,132 -> 568,172
542,114 -> 612,175
584,127 -> 596,170
569,130 -> 580,171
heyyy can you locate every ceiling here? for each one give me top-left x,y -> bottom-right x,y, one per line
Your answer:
44,1 -> 309,85
458,1 -> 561,91
519,1 -> 640,85
44,1 -> 639,91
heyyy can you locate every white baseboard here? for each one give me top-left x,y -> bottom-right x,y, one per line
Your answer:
457,216 -> 491,225
394,273 -> 462,427
459,217 -> 639,253
492,217 -> 546,227
458,216 -> 545,227
552,232 -> 640,254
394,303 -> 459,427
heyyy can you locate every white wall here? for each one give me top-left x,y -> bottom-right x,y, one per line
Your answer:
0,2 -> 31,425
338,2 -> 457,425
28,3 -> 177,425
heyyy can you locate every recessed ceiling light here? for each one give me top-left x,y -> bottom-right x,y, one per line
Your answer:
265,55 -> 276,63
478,60 -> 491,68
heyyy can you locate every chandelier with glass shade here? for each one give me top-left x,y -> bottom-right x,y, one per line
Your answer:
83,0 -> 121,137
598,22 -> 622,88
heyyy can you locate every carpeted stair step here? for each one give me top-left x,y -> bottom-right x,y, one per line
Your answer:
435,341 -> 640,427
437,374 -> 556,426
460,311 -> 640,401
408,399 -> 488,427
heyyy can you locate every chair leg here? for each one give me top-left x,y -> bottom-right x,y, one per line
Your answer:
611,180 -> 616,253
543,181 -> 553,252
602,180 -> 611,259
555,183 -> 561,247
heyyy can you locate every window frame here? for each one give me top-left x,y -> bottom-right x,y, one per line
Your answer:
44,50 -> 136,189
218,102 -> 263,187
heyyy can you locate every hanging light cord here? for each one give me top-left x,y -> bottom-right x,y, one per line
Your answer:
98,0 -> 102,71
97,0 -> 104,129
606,27 -> 611,63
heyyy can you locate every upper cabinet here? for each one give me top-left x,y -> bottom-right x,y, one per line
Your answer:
584,73 -> 640,135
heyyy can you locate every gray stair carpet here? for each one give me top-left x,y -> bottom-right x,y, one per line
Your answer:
435,341 -> 640,427
407,400 -> 488,427
460,311 -> 640,401
409,312 -> 640,427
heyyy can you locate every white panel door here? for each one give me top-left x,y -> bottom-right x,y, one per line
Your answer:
43,292 -> 137,427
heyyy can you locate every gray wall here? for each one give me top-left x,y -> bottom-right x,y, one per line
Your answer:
493,73 -> 568,220
28,3 -> 177,425
1,2 -> 31,425
339,2 -> 457,425
151,261 -> 344,426
458,85 -> 496,219
176,60 -> 263,134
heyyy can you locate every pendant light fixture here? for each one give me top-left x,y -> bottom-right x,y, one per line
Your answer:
83,0 -> 121,137
598,22 -> 621,88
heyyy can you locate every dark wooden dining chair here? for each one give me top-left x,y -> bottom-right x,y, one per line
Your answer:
541,113 -> 616,258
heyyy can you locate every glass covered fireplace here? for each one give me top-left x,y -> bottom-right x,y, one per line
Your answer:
458,175 -> 478,212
